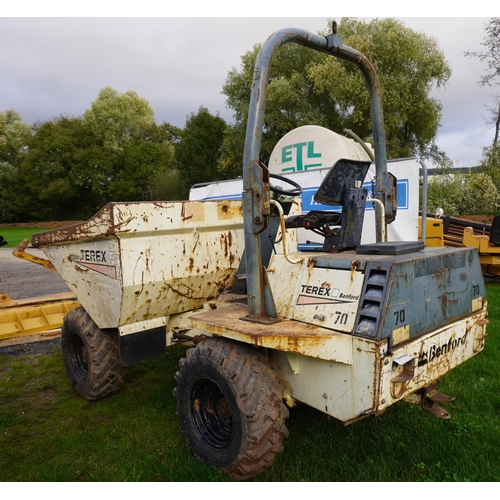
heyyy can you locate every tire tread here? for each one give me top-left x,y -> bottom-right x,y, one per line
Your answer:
61,307 -> 125,400
175,338 -> 288,481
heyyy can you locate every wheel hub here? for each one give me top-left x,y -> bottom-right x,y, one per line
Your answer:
69,333 -> 88,381
191,379 -> 233,450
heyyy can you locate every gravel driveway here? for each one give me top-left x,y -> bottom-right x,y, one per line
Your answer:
0,247 -> 70,300
0,247 -> 70,356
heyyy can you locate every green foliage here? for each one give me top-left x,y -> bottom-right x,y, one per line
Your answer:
82,87 -> 156,152
462,172 -> 500,213
222,17 -> 452,170
426,170 -> 500,216
423,144 -> 500,218
0,87 -> 182,222
218,123 -> 245,179
21,116 -> 102,220
0,110 -> 32,164
0,162 -> 30,223
77,88 -> 180,204
175,106 -> 228,194
332,18 -> 450,162
222,41 -> 338,171
478,143 -> 500,183
0,111 -> 33,222
150,169 -> 185,201
107,141 -> 168,201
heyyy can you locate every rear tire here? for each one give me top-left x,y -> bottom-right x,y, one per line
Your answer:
61,307 -> 125,400
174,338 -> 289,481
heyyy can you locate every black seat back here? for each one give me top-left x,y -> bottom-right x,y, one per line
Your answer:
490,216 -> 500,246
314,158 -> 371,206
314,158 -> 371,252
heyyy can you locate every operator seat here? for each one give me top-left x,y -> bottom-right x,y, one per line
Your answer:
490,216 -> 500,246
285,158 -> 371,252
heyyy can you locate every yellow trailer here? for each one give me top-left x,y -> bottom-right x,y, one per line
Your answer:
0,292 -> 80,347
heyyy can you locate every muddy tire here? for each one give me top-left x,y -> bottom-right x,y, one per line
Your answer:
61,307 -> 125,400
174,338 -> 289,481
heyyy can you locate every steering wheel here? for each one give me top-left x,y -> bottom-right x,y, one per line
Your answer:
269,173 -> 303,197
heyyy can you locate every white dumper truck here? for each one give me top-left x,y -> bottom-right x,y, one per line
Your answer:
19,25 -> 488,480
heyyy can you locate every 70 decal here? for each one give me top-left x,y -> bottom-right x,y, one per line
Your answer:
335,311 -> 349,325
394,309 -> 406,325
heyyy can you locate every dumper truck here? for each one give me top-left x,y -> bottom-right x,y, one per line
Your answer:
18,24 -> 488,480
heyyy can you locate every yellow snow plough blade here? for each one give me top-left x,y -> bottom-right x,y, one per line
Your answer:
0,292 -> 80,345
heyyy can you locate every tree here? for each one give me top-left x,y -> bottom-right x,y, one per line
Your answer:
107,141 -> 172,201
222,40 -> 343,175
486,95 -> 500,146
0,110 -> 32,166
465,18 -> 500,89
427,170 -> 500,216
0,90 -> 182,222
478,142 -> 500,186
82,88 -> 179,205
465,18 -> 500,146
82,87 -> 156,152
20,116 -> 104,220
0,110 -> 33,222
150,121 -> 182,144
222,17 -> 452,175
175,106 -> 227,195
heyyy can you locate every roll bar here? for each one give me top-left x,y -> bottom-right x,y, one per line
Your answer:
242,23 -> 393,323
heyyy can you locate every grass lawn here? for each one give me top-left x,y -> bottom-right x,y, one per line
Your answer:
0,227 -> 55,249
1,282 -> 500,482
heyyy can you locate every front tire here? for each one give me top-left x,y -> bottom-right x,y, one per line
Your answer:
174,338 -> 289,481
61,307 -> 125,400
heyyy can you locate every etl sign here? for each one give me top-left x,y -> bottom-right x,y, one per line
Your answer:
281,142 -> 322,172
268,125 -> 372,176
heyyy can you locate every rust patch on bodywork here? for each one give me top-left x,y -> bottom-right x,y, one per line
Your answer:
190,303 -> 356,365
31,203 -> 128,246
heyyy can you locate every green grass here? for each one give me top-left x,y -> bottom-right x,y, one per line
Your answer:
2,283 -> 500,481
0,227 -> 54,248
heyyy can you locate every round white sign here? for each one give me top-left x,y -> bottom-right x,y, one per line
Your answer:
268,125 -> 373,175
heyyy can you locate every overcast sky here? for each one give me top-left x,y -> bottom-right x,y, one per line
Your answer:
0,7 -> 497,167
